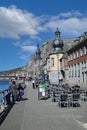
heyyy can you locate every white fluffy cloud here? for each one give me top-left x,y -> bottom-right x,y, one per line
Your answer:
0,6 -> 87,39
43,14 -> 87,37
0,6 -> 41,39
1,6 -> 87,62
21,45 -> 36,53
14,40 -> 37,60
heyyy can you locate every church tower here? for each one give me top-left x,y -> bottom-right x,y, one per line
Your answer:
49,28 -> 64,84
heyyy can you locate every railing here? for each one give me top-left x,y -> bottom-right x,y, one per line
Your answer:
0,88 -> 13,125
0,88 -> 10,107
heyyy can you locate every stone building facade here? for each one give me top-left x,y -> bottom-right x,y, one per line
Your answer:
67,33 -> 87,87
49,53 -> 63,84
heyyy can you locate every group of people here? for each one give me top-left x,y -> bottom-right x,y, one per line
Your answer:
9,78 -> 24,103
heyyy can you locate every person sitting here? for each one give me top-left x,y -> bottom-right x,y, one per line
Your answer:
17,83 -> 24,100
71,85 -> 76,93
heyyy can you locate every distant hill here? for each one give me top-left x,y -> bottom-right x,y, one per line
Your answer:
0,67 -> 23,75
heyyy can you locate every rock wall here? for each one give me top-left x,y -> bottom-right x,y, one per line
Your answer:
27,38 -> 75,73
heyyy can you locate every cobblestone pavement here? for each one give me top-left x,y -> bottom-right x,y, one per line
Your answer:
1,81 -> 87,130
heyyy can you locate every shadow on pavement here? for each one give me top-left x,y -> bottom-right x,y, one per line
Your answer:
20,98 -> 28,101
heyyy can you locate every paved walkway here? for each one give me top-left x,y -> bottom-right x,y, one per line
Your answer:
0,81 -> 87,130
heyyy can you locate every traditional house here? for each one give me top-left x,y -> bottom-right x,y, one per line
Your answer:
67,32 -> 87,87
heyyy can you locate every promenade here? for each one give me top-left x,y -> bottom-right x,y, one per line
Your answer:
0,81 -> 87,130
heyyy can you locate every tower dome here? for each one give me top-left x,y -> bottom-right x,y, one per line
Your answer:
53,28 -> 63,51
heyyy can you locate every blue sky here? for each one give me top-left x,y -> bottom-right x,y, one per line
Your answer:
0,0 -> 87,71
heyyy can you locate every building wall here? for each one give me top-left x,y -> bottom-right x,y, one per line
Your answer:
49,53 -> 63,84
67,40 -> 87,88
50,54 -> 63,71
61,58 -> 68,80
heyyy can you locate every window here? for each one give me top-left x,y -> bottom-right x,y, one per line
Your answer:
70,54 -> 73,60
74,64 -> 77,77
80,48 -> 83,56
84,61 -> 86,69
71,65 -> 73,77
78,63 -> 80,77
72,70 -> 73,77
51,57 -> 54,67
86,46 -> 87,54
73,52 -> 76,59
78,49 -> 80,57
83,46 -> 86,55
76,50 -> 79,58
68,56 -> 70,61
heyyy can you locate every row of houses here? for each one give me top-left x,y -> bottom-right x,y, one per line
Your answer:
66,34 -> 87,87
28,28 -> 87,88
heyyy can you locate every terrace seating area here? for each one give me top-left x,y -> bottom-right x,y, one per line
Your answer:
47,83 -> 87,108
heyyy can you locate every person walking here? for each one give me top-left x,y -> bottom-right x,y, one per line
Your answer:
32,79 -> 35,89
10,80 -> 18,103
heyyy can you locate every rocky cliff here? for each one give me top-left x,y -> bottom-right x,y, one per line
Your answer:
28,38 -> 75,71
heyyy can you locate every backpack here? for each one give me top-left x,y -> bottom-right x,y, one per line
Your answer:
19,89 -> 24,96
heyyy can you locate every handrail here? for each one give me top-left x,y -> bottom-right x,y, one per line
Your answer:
0,88 -> 10,106
0,88 -> 10,94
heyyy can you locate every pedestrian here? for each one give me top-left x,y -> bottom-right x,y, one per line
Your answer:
59,76 -> 63,84
18,83 -> 24,100
32,79 -> 35,89
10,80 -> 18,103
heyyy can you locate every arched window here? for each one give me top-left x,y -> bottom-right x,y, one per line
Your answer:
78,63 -> 80,77
51,57 -> 54,67
80,48 -> 83,56
83,46 -> 86,55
